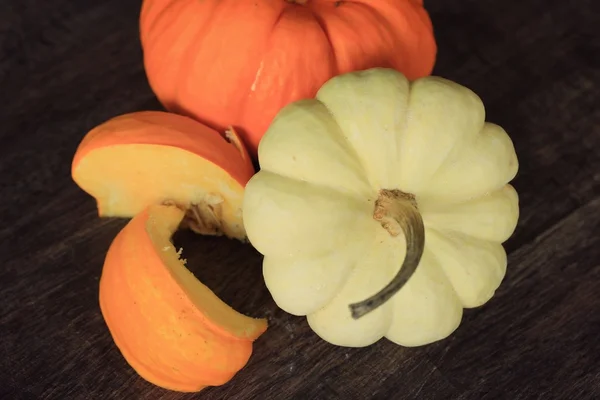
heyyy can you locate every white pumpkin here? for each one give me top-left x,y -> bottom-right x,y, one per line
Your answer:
242,68 -> 519,348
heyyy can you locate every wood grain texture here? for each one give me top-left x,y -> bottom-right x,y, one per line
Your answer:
1,0 -> 599,399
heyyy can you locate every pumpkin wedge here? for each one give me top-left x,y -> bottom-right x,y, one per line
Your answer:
100,203 -> 267,392
243,68 -> 520,348
71,111 -> 254,240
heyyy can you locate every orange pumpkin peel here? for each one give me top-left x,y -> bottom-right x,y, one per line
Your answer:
100,204 -> 267,392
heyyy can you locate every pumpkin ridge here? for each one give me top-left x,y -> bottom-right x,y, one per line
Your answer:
140,0 -> 177,48
310,10 -> 338,74
424,227 -> 507,308
236,4 -> 286,130
236,1 -> 288,118
142,0 -> 202,110
313,83 -> 387,190
355,0 -> 436,78
175,6 -> 214,119
261,168 -> 370,203
260,114 -> 373,197
405,85 -> 484,188
403,79 -> 466,184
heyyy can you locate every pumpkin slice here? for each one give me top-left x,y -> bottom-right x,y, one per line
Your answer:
100,203 -> 268,392
71,111 -> 254,240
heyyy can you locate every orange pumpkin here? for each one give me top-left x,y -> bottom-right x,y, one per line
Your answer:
100,203 -> 268,392
139,0 -> 437,158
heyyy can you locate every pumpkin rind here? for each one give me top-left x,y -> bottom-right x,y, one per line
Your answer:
100,204 -> 267,392
139,0 -> 437,158
242,68 -> 520,347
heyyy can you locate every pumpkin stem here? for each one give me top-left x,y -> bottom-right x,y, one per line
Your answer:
349,189 -> 425,319
285,0 -> 308,4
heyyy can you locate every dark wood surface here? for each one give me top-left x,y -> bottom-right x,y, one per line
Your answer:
1,0 -> 599,399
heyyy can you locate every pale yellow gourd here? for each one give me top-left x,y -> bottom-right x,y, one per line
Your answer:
242,68 -> 520,348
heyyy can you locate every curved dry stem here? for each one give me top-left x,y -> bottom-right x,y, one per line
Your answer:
349,189 -> 425,319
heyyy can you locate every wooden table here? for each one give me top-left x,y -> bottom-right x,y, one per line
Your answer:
1,0 -> 598,398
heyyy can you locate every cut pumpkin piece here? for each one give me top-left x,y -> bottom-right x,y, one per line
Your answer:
71,111 -> 254,240
100,203 -> 268,392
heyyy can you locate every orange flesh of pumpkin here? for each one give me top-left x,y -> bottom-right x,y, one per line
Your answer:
100,204 -> 268,392
71,111 -> 254,240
